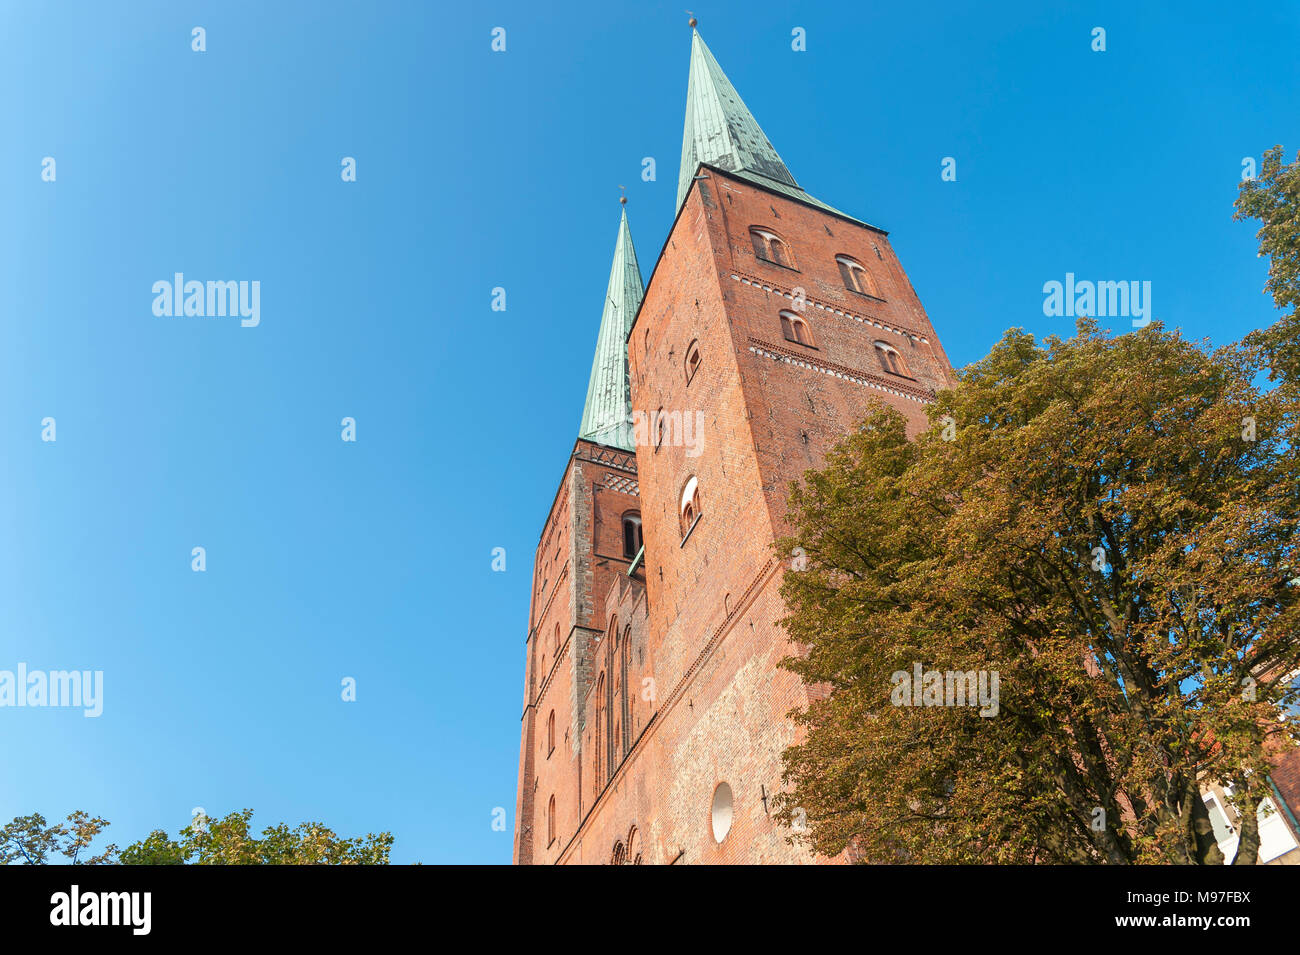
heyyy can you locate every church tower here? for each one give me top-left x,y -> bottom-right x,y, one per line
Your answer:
513,208 -> 649,865
515,25 -> 955,864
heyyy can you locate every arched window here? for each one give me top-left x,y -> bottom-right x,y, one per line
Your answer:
626,825 -> 638,863
711,782 -> 734,843
836,254 -> 877,297
680,475 -> 702,537
654,406 -> 666,449
547,710 -> 556,756
685,340 -> 701,383
611,841 -> 626,865
595,673 -> 607,787
873,340 -> 910,377
750,227 -> 794,269
779,310 -> 814,347
620,625 -> 632,755
553,622 -> 560,656
547,795 -> 558,846
622,512 -> 643,558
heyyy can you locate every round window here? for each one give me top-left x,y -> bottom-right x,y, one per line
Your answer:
711,782 -> 734,843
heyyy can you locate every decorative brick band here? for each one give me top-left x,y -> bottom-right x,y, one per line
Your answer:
604,473 -> 639,495
747,339 -> 935,405
577,443 -> 638,474
729,270 -> 930,344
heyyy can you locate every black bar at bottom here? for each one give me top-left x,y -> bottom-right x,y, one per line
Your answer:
0,862 -> 1278,940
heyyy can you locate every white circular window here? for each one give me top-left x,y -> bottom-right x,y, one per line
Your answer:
711,782 -> 734,843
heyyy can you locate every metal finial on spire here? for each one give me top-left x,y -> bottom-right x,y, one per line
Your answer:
619,184 -> 627,205
687,10 -> 697,28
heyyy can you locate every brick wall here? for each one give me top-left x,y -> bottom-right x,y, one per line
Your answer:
514,440 -> 641,864
517,168 -> 953,864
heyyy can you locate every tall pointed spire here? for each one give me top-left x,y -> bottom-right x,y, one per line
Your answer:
677,28 -> 839,216
578,204 -> 644,451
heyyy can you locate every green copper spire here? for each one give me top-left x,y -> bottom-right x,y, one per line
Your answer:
578,206 -> 644,451
677,29 -> 840,216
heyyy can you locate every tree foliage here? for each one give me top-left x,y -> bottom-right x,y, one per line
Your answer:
774,148 -> 1300,863
119,808 -> 394,865
1,811 -> 116,865
4,808 -> 393,865
1236,146 -> 1300,386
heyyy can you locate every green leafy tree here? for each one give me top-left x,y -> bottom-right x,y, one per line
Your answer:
774,154 -> 1300,862
5,808 -> 393,865
1236,146 -> 1300,389
1,811 -> 116,865
115,828 -> 190,865
119,808 -> 393,865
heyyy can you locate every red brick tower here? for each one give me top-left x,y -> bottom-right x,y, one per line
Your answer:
515,26 -> 955,864
513,210 -> 650,865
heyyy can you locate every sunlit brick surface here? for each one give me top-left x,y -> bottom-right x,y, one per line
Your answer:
514,170 -> 954,864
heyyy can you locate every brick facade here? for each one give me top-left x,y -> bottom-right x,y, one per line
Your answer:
513,166 -> 955,864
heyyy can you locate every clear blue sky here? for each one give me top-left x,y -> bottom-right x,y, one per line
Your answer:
1,1 -> 1296,864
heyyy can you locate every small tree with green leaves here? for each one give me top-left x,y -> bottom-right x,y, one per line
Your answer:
1,812 -> 116,865
4,808 -> 393,865
119,808 -> 393,865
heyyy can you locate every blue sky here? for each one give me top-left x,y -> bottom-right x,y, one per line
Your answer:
1,1 -> 1296,864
